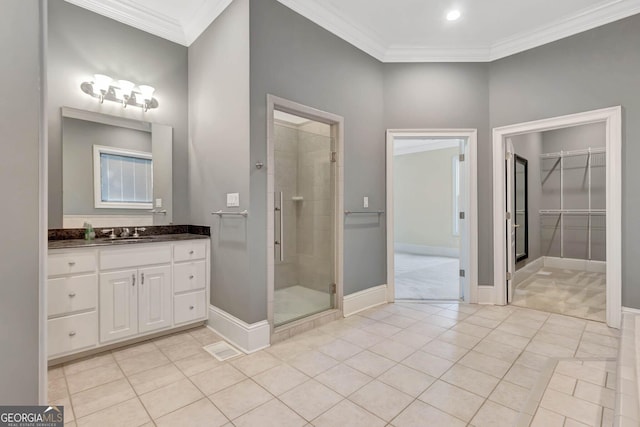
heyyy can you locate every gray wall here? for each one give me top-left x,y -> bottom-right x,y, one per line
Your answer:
62,118 -> 151,216
250,0 -> 387,315
0,0 -> 43,404
511,133 -> 542,268
490,14 -> 640,306
188,0 -> 252,317
383,63 -> 491,283
47,1 -> 188,228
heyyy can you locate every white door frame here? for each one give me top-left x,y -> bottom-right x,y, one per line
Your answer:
386,129 -> 478,304
266,95 -> 345,331
492,106 -> 622,328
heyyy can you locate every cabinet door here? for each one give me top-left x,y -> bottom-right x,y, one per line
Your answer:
138,265 -> 172,333
99,269 -> 138,343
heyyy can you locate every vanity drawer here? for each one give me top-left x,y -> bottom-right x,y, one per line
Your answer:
48,275 -> 97,317
100,245 -> 171,270
48,311 -> 98,357
174,291 -> 206,324
48,252 -> 97,277
174,241 -> 207,262
174,261 -> 206,293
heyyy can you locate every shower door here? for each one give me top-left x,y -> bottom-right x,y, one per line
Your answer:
273,121 -> 336,327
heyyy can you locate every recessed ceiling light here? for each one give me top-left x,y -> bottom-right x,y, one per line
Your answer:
446,10 -> 461,21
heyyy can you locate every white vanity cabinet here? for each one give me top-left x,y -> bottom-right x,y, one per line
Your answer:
47,238 -> 210,360
99,245 -> 172,343
173,241 -> 207,325
47,251 -> 99,358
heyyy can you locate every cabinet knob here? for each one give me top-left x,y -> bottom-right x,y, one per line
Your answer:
189,275 -> 194,279
68,292 -> 76,298
68,261 -> 76,266
189,305 -> 194,310
69,331 -> 76,337
189,250 -> 194,255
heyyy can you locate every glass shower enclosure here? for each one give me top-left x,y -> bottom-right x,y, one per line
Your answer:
273,114 -> 336,327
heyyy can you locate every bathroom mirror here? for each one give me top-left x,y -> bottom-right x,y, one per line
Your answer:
61,107 -> 173,228
515,154 -> 528,262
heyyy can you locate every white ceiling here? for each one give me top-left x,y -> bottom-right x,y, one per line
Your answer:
66,0 -> 640,62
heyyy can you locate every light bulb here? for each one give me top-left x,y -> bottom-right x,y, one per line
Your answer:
138,85 -> 155,101
93,74 -> 112,93
446,10 -> 461,21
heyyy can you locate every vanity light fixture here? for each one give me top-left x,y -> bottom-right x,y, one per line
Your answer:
81,74 -> 159,111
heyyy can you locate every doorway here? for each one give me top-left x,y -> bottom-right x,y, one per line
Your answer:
266,96 -> 344,332
386,130 -> 478,304
492,107 -> 622,328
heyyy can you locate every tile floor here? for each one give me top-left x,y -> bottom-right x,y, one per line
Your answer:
49,302 -> 620,426
394,253 -> 460,300
525,358 -> 616,427
512,267 -> 606,322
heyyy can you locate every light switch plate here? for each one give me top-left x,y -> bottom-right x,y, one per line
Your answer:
155,198 -> 162,208
363,196 -> 369,208
227,193 -> 240,207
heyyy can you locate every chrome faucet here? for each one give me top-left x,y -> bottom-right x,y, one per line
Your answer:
101,228 -> 116,239
133,227 -> 146,238
120,228 -> 131,238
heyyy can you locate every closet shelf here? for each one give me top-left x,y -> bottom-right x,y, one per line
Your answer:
539,209 -> 606,215
540,147 -> 605,159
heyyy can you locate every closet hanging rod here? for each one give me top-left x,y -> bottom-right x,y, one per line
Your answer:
540,147 -> 605,159
212,210 -> 248,217
345,210 -> 385,215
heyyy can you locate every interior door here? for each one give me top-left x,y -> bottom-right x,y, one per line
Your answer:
457,139 -> 467,301
505,140 -> 516,303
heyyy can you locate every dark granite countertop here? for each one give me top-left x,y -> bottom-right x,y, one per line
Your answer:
49,233 -> 209,250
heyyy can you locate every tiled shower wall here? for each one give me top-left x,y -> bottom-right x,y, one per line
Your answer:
274,121 -> 333,293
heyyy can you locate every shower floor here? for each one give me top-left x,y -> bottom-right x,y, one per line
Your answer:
512,267 -> 606,322
274,285 -> 332,326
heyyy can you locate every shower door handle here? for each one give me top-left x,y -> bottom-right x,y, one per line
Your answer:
279,191 -> 284,262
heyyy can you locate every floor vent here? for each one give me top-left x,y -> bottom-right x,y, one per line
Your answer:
203,341 -> 243,361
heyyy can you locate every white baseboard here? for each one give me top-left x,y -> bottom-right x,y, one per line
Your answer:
477,285 -> 495,305
207,305 -> 270,354
343,284 -> 388,317
543,256 -> 606,273
395,243 -> 459,258
515,257 -> 544,285
622,306 -> 640,315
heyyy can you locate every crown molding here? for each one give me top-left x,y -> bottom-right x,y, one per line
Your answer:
181,0 -> 233,46
276,0 -> 387,61
489,0 -> 640,61
278,0 -> 640,62
384,46 -> 491,63
65,0 -> 233,47
65,0 -> 187,44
